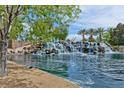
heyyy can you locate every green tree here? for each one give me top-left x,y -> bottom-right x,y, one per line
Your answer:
0,5 -> 81,76
97,27 -> 104,42
52,25 -> 69,41
109,23 -> 124,46
102,32 -> 110,43
106,27 -> 114,43
103,24 -> 124,47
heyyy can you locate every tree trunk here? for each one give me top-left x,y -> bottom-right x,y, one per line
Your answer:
100,33 -> 102,42
82,33 -> 85,42
0,5 -> 17,76
0,16 -> 13,76
0,39 -> 8,76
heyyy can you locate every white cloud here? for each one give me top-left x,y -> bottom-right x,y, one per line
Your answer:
85,6 -> 124,26
71,6 -> 124,30
67,34 -> 82,41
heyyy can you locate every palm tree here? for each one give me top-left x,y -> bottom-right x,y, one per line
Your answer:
97,27 -> 104,42
77,28 -> 87,42
87,28 -> 96,42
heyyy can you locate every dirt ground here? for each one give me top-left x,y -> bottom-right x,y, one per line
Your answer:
0,61 -> 79,88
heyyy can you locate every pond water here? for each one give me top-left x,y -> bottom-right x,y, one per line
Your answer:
8,53 -> 124,88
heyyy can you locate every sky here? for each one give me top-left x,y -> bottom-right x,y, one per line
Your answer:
68,5 -> 124,40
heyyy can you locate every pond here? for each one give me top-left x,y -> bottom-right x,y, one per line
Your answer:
8,53 -> 124,88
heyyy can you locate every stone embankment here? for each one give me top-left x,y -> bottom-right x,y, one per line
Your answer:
113,46 -> 124,52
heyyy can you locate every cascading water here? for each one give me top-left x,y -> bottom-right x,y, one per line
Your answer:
100,43 -> 113,53
33,40 -> 114,56
56,43 -> 67,53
